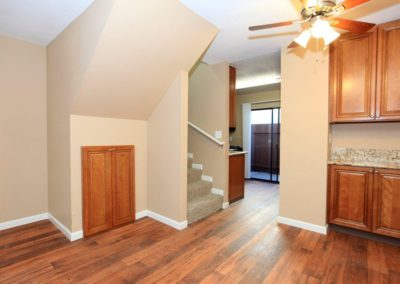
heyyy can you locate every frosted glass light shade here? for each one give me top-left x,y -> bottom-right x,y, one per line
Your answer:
294,29 -> 312,48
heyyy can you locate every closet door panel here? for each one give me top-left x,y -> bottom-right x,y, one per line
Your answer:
82,147 -> 113,237
112,146 -> 135,226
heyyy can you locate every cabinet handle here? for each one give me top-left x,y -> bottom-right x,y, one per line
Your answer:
108,149 -> 112,152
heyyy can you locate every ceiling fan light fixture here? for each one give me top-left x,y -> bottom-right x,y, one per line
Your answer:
311,18 -> 333,38
323,28 -> 340,45
294,29 -> 312,48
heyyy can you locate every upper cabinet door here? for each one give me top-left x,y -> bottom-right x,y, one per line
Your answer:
112,146 -> 135,227
330,30 -> 377,123
328,165 -> 374,231
229,66 -> 237,129
376,20 -> 400,121
373,169 -> 400,238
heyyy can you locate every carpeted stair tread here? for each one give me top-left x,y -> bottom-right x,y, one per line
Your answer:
188,168 -> 202,183
188,180 -> 212,199
187,193 -> 223,224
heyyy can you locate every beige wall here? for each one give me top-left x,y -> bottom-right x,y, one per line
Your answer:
148,71 -> 188,222
231,84 -> 281,147
69,115 -> 147,232
280,44 -> 329,227
72,0 -> 218,120
188,62 -> 229,202
331,123 -> 400,150
46,0 -> 114,229
0,35 -> 47,222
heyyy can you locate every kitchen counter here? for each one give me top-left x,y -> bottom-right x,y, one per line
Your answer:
229,151 -> 247,157
329,148 -> 400,170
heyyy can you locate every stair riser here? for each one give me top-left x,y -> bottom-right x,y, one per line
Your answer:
188,169 -> 202,183
188,183 -> 212,199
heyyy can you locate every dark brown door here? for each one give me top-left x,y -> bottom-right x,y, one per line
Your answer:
330,30 -> 377,122
82,147 -> 113,237
229,66 -> 237,129
229,154 -> 245,203
373,169 -> 400,238
328,165 -> 373,231
112,146 -> 135,226
376,20 -> 400,121
82,146 -> 135,237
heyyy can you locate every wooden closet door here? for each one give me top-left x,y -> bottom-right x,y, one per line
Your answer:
376,20 -> 400,121
82,147 -> 113,237
373,169 -> 400,238
328,165 -> 374,231
330,30 -> 377,122
111,146 -> 135,226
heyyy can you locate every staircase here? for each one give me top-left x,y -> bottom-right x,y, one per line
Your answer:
187,154 -> 223,224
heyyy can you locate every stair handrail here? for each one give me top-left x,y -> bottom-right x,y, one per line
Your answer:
188,122 -> 225,147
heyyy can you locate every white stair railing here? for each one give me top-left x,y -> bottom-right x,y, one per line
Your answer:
188,122 -> 225,147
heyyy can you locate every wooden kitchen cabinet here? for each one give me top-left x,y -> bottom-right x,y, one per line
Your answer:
376,20 -> 400,121
328,165 -> 374,231
373,169 -> 400,238
82,145 -> 135,237
229,66 -> 237,130
229,154 -> 245,203
330,19 -> 400,123
330,30 -> 377,123
328,165 -> 400,239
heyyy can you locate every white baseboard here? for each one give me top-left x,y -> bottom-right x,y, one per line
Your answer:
48,213 -> 83,242
192,163 -> 203,170
187,153 -> 193,159
135,210 -> 148,220
147,211 -> 187,230
0,213 -> 48,231
223,202 -> 229,209
202,175 -> 213,182
212,188 -> 224,196
276,216 -> 328,235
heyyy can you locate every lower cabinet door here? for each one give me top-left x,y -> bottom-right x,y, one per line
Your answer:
328,165 -> 374,231
373,169 -> 400,238
229,154 -> 245,203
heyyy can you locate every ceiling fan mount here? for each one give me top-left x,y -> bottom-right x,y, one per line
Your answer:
300,0 -> 341,19
249,0 -> 376,48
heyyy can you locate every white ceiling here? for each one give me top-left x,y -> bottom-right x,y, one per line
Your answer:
180,0 -> 400,65
0,0 -> 94,46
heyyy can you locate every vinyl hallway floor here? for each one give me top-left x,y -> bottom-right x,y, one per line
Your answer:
1,180 -> 400,283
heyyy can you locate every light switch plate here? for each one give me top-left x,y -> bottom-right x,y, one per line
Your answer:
215,131 -> 222,139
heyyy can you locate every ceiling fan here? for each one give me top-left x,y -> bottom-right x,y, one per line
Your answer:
249,0 -> 376,48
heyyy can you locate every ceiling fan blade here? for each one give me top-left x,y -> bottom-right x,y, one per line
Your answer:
288,41 -> 299,48
331,18 -> 375,33
249,21 -> 295,31
340,0 -> 370,10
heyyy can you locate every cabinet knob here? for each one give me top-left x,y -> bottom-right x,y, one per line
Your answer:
108,149 -> 112,152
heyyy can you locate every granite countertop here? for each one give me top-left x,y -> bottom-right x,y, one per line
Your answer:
229,151 -> 248,157
329,148 -> 400,170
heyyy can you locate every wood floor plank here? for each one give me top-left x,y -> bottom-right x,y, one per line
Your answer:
0,181 -> 399,283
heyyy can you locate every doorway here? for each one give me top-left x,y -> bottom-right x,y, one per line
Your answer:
250,108 -> 281,183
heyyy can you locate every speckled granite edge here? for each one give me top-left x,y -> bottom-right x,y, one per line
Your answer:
329,148 -> 400,170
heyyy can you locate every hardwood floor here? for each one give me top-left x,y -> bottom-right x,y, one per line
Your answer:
1,180 -> 399,283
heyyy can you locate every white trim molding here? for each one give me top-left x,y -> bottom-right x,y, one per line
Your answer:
147,211 -> 187,230
187,153 -> 193,159
223,202 -> 230,209
135,210 -> 149,220
48,213 -> 83,242
202,175 -> 213,182
276,216 -> 328,235
212,188 -> 224,196
0,213 -> 48,231
192,163 -> 203,170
